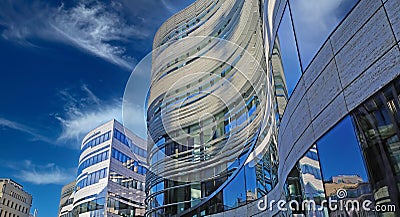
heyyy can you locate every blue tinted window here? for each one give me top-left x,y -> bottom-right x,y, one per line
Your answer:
81,131 -> 111,153
111,148 -> 147,175
77,150 -> 109,175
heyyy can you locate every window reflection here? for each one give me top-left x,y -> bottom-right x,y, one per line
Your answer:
271,36 -> 289,120
317,116 -> 377,217
352,77 -> 400,216
273,4 -> 302,96
284,115 -> 390,217
285,145 -> 327,216
223,168 -> 246,210
288,0 -> 358,68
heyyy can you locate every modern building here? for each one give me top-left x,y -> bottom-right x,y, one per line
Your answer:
0,178 -> 32,217
145,0 -> 400,216
58,181 -> 75,217
146,0 -> 284,216
70,119 -> 148,217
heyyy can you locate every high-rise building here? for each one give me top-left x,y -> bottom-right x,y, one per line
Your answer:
0,178 -> 32,217
70,119 -> 148,217
58,181 -> 75,217
146,0 -> 283,216
146,0 -> 400,216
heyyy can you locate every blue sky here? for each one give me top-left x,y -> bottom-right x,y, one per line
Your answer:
0,0 -> 193,216
0,0 -> 361,216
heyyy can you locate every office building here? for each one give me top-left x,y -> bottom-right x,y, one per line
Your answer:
0,178 -> 32,217
70,119 -> 148,217
58,181 -> 75,217
146,0 -> 284,215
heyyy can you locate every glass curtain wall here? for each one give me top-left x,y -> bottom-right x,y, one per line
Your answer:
271,0 -> 359,95
352,77 -> 400,216
288,0 -> 358,68
284,90 -> 400,217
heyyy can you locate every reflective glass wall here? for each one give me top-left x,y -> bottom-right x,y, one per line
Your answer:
317,116 -> 376,217
146,0 -> 279,215
269,0 -> 358,97
285,116 -> 379,217
352,77 -> 400,216
284,76 -> 400,217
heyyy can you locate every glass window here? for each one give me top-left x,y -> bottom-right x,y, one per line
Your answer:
273,4 -> 302,96
87,174 -> 92,185
118,152 -> 123,162
352,78 -> 400,214
289,0 -> 358,68
244,163 -> 257,202
121,154 -> 126,163
117,131 -> 121,140
317,116 -> 369,184
95,171 -> 100,183
100,169 -> 105,179
222,168 -> 246,211
113,149 -> 118,159
91,172 -> 96,184
121,134 -> 126,144
316,116 -> 376,216
103,169 -> 107,178
138,166 -> 143,175
105,132 -> 109,140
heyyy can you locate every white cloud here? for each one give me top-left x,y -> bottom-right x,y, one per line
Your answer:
13,160 -> 75,185
81,83 -> 101,105
56,84 -> 146,147
56,103 -> 121,143
0,118 -> 53,144
161,0 -> 177,13
48,1 -> 142,69
0,0 -> 144,70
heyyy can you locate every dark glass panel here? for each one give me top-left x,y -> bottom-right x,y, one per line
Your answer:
352,78 -> 400,216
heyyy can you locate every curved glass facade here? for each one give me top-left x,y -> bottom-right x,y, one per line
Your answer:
146,0 -> 285,216
147,0 -> 400,216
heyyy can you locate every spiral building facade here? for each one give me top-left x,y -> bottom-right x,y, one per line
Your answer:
146,0 -> 285,216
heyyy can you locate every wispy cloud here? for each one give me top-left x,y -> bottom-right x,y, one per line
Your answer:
0,0 -> 145,70
48,1 -> 142,69
0,118 -> 53,144
8,160 -> 75,185
81,83 -> 101,106
55,84 -> 146,146
0,0 -> 195,69
56,102 -> 121,143
161,0 -> 177,13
